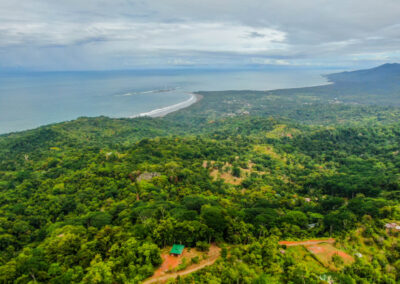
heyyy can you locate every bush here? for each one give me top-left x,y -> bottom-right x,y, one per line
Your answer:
232,167 -> 241,177
332,254 -> 344,267
196,241 -> 210,252
85,212 -> 112,229
191,256 -> 200,264
176,258 -> 188,271
221,247 -> 228,259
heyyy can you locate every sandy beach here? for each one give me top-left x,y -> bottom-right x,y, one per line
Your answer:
131,93 -> 202,118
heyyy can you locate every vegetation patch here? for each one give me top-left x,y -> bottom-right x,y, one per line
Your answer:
265,124 -> 301,139
305,243 -> 354,270
144,244 -> 220,283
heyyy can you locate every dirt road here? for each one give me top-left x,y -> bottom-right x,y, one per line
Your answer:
143,245 -> 220,284
279,238 -> 335,247
143,257 -> 219,284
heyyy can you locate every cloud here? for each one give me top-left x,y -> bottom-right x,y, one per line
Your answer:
0,21 -> 287,53
250,58 -> 291,65
248,32 -> 266,38
0,0 -> 399,70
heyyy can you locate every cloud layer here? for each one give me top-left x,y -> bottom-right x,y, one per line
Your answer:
1,0 -> 400,70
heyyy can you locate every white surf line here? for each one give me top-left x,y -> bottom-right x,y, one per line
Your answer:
118,88 -> 178,97
130,93 -> 197,118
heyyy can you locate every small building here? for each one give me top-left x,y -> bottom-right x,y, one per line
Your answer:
307,223 -> 317,229
170,244 -> 185,256
385,223 -> 400,231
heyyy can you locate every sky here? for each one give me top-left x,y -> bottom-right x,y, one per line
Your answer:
1,0 -> 400,71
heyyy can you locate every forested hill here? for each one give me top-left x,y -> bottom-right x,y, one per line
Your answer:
168,63 -> 400,125
326,63 -> 400,83
0,64 -> 400,283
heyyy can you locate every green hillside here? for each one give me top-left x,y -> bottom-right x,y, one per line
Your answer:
1,65 -> 400,283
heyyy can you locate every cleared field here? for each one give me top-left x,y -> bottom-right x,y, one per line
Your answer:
279,238 -> 335,247
305,243 -> 354,269
279,239 -> 354,270
204,160 -> 260,185
144,244 -> 220,284
285,246 -> 327,274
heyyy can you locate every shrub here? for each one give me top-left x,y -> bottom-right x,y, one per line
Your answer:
196,241 -> 210,252
332,254 -> 344,267
191,256 -> 200,264
176,258 -> 188,271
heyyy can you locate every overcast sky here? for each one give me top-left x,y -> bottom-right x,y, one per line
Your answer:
1,0 -> 400,70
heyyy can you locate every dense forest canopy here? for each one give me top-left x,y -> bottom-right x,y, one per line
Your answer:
1,64 -> 400,283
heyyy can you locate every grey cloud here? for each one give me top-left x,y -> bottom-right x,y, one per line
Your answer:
0,0 -> 399,70
248,32 -> 265,38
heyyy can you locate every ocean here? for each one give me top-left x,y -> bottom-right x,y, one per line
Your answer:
0,68 -> 333,134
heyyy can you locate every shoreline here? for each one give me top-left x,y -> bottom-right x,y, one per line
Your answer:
130,93 -> 202,118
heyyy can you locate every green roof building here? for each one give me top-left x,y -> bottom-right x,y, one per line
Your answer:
170,244 -> 185,256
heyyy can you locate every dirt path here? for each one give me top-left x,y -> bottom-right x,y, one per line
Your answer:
143,245 -> 220,284
279,238 -> 335,247
143,258 -> 218,284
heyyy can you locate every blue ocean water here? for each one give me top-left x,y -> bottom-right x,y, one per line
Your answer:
0,68 -> 333,134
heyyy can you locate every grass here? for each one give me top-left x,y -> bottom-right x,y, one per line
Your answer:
305,243 -> 354,270
285,246 -> 327,274
265,124 -> 301,139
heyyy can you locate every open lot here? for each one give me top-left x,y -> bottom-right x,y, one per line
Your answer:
279,239 -> 354,270
144,244 -> 220,284
305,243 -> 354,269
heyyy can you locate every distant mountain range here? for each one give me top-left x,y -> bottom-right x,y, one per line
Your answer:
326,63 -> 400,83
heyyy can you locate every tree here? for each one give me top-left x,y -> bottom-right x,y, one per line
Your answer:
283,211 -> 308,228
232,167 -> 241,178
201,206 -> 227,237
82,255 -> 113,284
85,212 -> 112,229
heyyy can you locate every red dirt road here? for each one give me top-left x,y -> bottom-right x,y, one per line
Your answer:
279,238 -> 335,247
153,254 -> 181,278
144,244 -> 221,284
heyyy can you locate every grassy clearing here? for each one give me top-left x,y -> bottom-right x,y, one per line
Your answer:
265,124 -> 301,139
253,144 -> 286,162
305,243 -> 354,270
285,246 -> 327,274
205,160 -> 263,185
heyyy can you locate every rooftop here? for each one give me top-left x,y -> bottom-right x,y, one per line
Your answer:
170,244 -> 185,255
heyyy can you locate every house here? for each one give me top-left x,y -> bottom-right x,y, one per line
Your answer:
385,223 -> 400,231
307,223 -> 317,229
170,244 -> 185,256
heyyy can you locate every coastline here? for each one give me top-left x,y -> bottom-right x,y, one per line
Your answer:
130,93 -> 202,118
